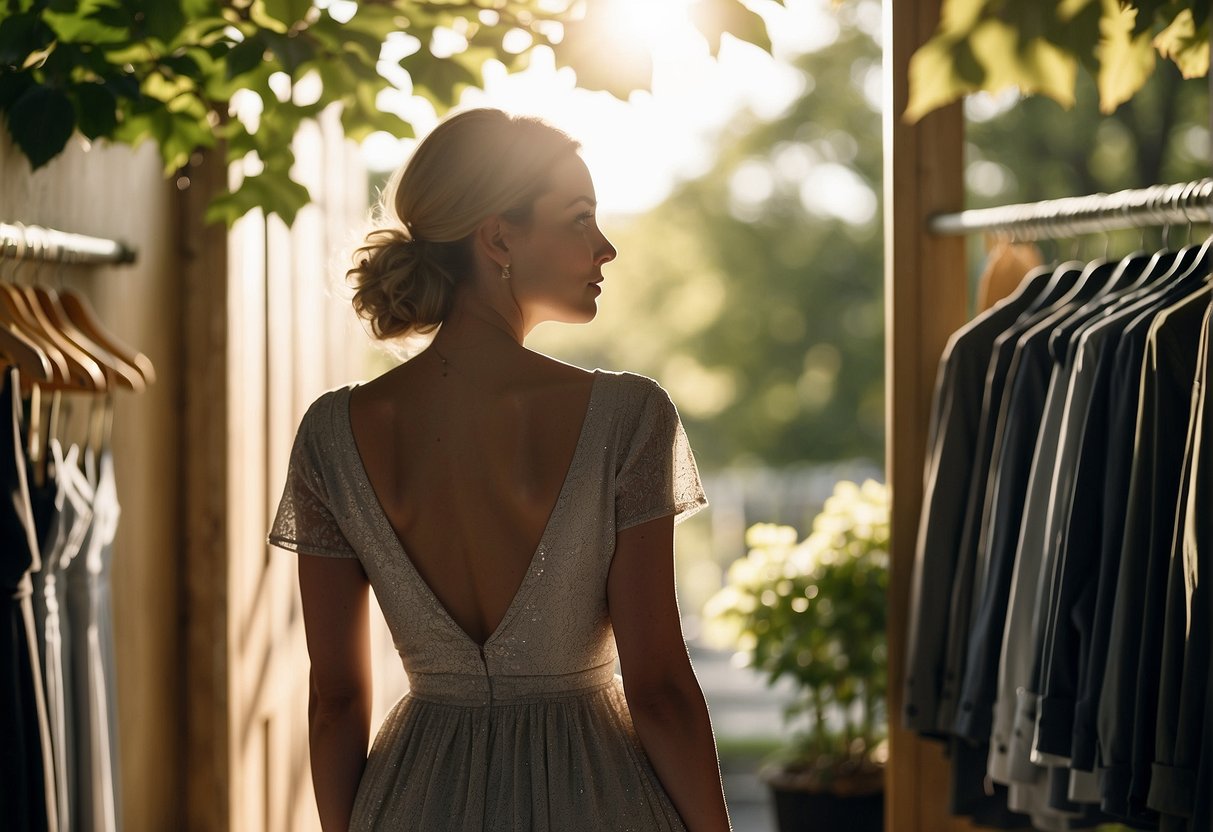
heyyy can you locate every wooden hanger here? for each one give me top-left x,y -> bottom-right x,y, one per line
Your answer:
57,290 -> 155,388
33,258 -> 145,391
1,232 -> 71,386
0,322 -> 53,384
17,242 -> 106,392
0,280 -> 69,383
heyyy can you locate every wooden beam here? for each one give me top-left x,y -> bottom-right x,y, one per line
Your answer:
883,1 -> 975,830
180,147 -> 232,832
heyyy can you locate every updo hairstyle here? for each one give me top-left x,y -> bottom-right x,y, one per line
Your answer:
348,109 -> 581,341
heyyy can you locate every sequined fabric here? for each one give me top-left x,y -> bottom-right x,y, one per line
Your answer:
269,370 -> 707,831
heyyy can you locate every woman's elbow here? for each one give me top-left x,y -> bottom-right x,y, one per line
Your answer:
623,667 -> 705,719
309,673 -> 370,721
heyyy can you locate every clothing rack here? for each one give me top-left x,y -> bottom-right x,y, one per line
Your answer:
929,178 -> 1213,240
0,222 -> 136,266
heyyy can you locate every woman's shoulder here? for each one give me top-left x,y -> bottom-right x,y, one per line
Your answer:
293,384 -> 358,442
593,368 -> 670,400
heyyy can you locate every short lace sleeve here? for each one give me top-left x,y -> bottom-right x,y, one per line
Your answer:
616,380 -> 708,531
268,403 -> 357,558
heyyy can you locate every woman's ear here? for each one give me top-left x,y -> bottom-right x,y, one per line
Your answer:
473,214 -> 511,270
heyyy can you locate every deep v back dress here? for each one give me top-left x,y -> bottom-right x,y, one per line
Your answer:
269,370 -> 707,831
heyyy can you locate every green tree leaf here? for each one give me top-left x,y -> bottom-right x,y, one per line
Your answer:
262,29 -> 316,75
1153,7 -> 1210,78
132,0 -> 187,44
6,83 -> 76,168
553,6 -> 652,98
0,70 -> 33,110
970,19 -> 1077,106
72,80 -> 119,138
0,13 -> 53,66
689,0 -> 771,56
43,7 -> 130,45
1097,0 -> 1156,112
341,4 -> 412,42
905,34 -> 981,122
263,0 -> 313,28
225,36 -> 268,80
205,170 -> 312,226
399,49 -> 479,111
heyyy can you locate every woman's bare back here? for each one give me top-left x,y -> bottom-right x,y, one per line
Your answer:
347,348 -> 596,646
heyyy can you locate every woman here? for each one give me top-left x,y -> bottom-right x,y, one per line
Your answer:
269,108 -> 731,832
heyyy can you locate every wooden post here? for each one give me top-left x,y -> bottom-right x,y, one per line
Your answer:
180,147 -> 233,832
883,1 -> 975,830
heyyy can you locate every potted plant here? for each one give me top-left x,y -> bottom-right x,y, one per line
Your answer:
703,479 -> 890,832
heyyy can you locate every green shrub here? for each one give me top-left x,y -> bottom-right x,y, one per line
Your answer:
704,479 -> 889,791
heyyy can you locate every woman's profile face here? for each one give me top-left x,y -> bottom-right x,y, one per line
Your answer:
505,153 -> 617,328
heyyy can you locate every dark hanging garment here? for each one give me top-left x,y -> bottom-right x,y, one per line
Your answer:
1190,641 -> 1213,830
902,239 -> 1213,831
1097,279 -> 1209,825
953,261 -> 1116,746
1147,299 -> 1212,828
0,366 -> 58,832
936,263 -> 1086,734
1069,305 -> 1164,779
903,265 -> 1053,738
1054,304 -> 1170,778
1030,285 -> 1211,806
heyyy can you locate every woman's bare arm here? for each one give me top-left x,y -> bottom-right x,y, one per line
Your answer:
298,554 -> 373,832
608,514 -> 732,832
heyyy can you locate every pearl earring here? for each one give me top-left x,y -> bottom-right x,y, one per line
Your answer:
501,264 -> 511,279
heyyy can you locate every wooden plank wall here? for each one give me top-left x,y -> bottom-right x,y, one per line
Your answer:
195,106 -> 368,832
0,128 -> 185,828
884,1 -> 976,830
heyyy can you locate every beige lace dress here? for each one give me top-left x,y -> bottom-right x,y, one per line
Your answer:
268,370 -> 708,831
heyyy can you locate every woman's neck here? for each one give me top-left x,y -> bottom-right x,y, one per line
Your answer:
431,292 -> 526,355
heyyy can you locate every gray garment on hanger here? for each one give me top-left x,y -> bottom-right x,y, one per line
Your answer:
31,440 -> 94,832
64,444 -> 121,832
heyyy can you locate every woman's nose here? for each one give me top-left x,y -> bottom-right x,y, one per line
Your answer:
595,231 -> 617,265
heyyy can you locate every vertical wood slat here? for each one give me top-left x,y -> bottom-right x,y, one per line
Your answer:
182,148 -> 233,832
884,1 -> 975,831
247,111 -> 367,832
230,200 -> 271,832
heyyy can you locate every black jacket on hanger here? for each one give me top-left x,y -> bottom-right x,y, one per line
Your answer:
1147,299 -> 1212,829
1095,285 -> 1203,823
903,265 -> 1054,738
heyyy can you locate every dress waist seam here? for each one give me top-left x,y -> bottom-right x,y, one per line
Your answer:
405,675 -> 617,708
